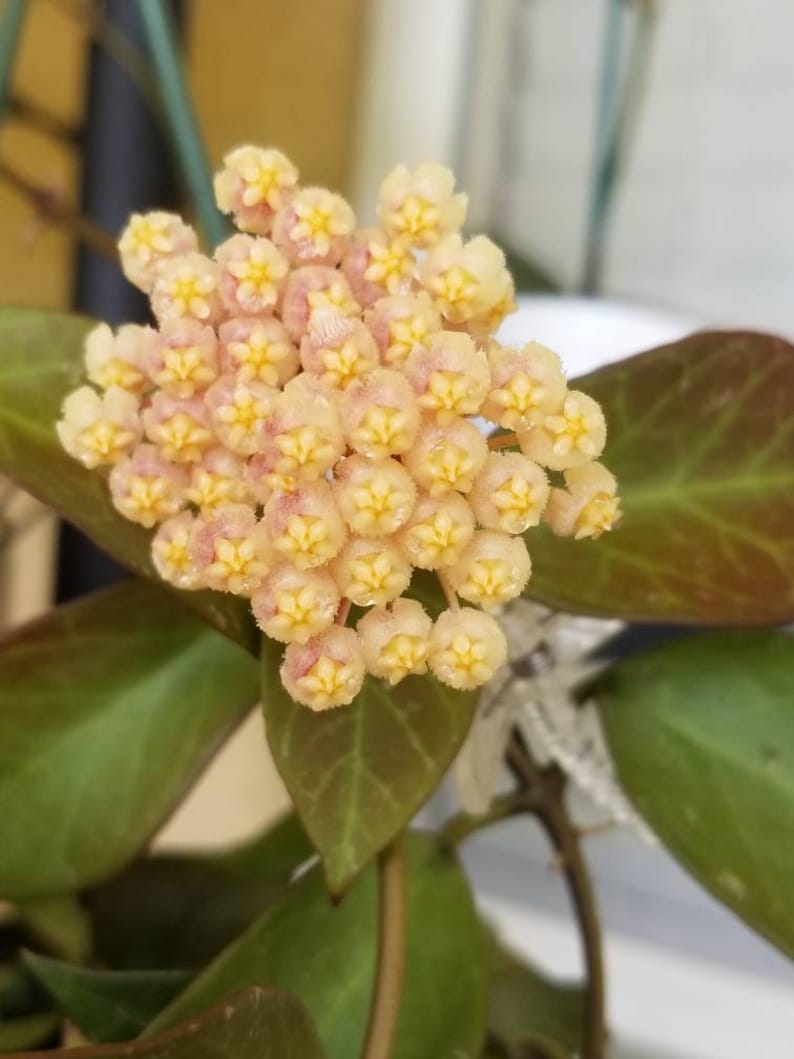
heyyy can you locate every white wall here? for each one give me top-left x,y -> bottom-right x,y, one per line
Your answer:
489,0 -> 794,335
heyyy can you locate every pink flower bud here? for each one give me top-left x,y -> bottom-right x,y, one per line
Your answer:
404,331 -> 490,421
118,211 -> 198,293
215,233 -> 288,316
263,482 -> 347,569
272,187 -> 356,266
469,451 -> 550,533
332,536 -> 412,606
57,385 -> 142,468
357,598 -> 432,684
378,162 -> 467,248
186,447 -> 250,514
403,416 -> 488,496
213,146 -> 298,235
142,391 -> 215,463
262,375 -> 344,481
446,530 -> 531,610
300,311 -> 380,390
518,390 -> 607,470
544,462 -> 621,540
429,607 -> 508,689
340,368 -> 420,459
204,375 -> 279,456
152,511 -> 203,590
280,625 -> 365,710
144,318 -> 219,397
190,503 -> 270,595
363,291 -> 442,367
396,491 -> 475,569
252,563 -> 340,644
280,265 -> 360,341
151,252 -> 222,325
419,234 -> 511,325
332,455 -> 416,537
84,322 -> 149,393
481,341 -> 567,430
218,316 -> 299,387
109,443 -> 188,527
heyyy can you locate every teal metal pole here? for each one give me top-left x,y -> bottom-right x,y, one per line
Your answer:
137,0 -> 227,248
0,0 -> 28,119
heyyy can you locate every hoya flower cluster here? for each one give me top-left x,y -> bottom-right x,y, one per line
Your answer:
56,147 -> 620,711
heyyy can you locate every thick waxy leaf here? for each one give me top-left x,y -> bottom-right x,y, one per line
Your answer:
0,307 -> 254,649
0,581 -> 258,899
485,934 -> 583,1058
527,331 -> 794,624
599,630 -> 794,957
0,1011 -> 60,1051
2,988 -> 325,1059
25,955 -> 189,1043
17,897 -> 92,965
88,814 -> 312,970
262,637 -> 476,893
149,834 -> 487,1059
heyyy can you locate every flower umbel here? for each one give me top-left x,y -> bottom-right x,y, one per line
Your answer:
57,145 -> 618,708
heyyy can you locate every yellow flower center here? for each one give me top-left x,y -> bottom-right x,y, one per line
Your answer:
124,215 -> 170,259
575,493 -> 621,540
492,475 -> 541,532
379,633 -> 430,685
351,406 -> 408,458
275,514 -> 334,568
350,475 -> 412,535
365,240 -> 414,292
347,553 -> 403,605
420,443 -> 476,495
156,413 -> 213,463
408,510 -> 469,567
206,537 -> 265,594
419,371 -> 479,420
386,315 -> 432,365
441,633 -> 493,684
307,282 -> 359,317
320,339 -> 372,389
297,656 -> 357,709
229,334 -> 290,385
186,470 -> 242,511
390,195 -> 439,241
458,558 -> 516,610
155,346 -> 215,395
79,420 -> 135,461
96,359 -> 144,391
430,265 -> 478,320
545,397 -> 600,457
270,587 -> 327,642
491,372 -> 545,429
275,425 -> 336,476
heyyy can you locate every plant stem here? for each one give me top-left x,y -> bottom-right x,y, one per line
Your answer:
0,0 -> 28,119
507,732 -> 607,1058
541,799 -> 607,1057
138,0 -> 227,248
361,835 -> 408,1059
0,156 -> 118,260
440,791 -> 531,849
487,432 -> 519,450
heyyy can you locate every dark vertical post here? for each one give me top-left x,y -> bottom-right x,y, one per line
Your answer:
57,0 -> 181,602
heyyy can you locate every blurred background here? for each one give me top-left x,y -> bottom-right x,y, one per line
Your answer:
1,1 -> 793,1055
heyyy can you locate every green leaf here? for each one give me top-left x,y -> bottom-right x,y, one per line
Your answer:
149,834 -> 487,1059
0,1011 -> 60,1051
87,814 -> 312,971
0,307 -> 255,650
24,954 -> 190,1043
485,933 -> 583,1058
599,630 -> 794,958
17,896 -> 92,964
0,581 -> 259,900
1,988 -> 326,1059
526,331 -> 794,624
262,636 -> 476,893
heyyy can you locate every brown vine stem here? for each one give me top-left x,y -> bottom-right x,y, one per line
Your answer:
487,431 -> 519,449
360,835 -> 408,1059
0,157 -> 118,261
507,732 -> 607,1059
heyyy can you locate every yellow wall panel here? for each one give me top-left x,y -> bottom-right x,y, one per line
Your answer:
188,0 -> 366,193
